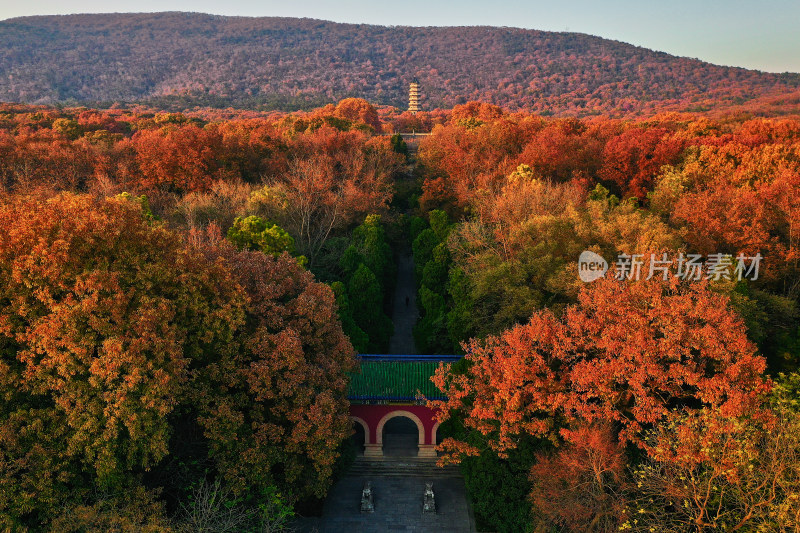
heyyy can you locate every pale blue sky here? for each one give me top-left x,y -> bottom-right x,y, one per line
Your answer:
2,0 -> 798,73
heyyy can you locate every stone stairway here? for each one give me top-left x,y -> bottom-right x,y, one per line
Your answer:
348,457 -> 462,478
291,456 -> 474,532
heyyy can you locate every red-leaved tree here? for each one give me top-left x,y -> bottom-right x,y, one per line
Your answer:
188,225 -> 358,498
431,275 -> 770,460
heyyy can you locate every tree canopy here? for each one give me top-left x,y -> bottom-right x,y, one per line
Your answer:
0,194 -> 356,529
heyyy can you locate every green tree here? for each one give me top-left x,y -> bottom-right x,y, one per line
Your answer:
347,214 -> 394,292
116,191 -> 157,220
347,263 -> 393,352
227,215 -> 298,258
331,281 -> 369,353
414,286 -> 452,354
412,210 -> 455,353
428,209 -> 451,240
409,215 -> 429,242
52,117 -> 82,140
389,133 -> 408,157
437,415 -> 537,533
338,214 -> 395,352
412,228 -> 439,280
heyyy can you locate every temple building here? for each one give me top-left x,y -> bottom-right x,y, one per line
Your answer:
408,80 -> 421,113
348,353 -> 460,458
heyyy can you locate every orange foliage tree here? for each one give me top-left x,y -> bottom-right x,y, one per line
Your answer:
250,127 -> 401,262
529,423 -> 628,532
332,98 -> 381,131
118,124 -> 226,192
0,128 -> 96,192
598,126 -> 685,199
513,117 -> 609,183
187,225 -> 357,498
0,194 -> 243,527
0,194 -> 357,528
671,142 -> 800,288
431,276 -> 770,459
622,388 -> 800,532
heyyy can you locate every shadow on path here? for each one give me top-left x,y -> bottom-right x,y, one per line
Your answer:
388,249 -> 418,355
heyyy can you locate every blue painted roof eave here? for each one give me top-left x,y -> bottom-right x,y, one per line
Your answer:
348,395 -> 447,401
357,354 -> 462,362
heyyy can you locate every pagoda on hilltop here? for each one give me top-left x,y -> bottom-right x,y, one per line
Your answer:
408,80 -> 421,114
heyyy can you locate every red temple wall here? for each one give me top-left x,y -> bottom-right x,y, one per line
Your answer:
349,403 -> 440,446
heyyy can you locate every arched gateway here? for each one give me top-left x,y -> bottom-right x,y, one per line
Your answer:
348,354 -> 460,458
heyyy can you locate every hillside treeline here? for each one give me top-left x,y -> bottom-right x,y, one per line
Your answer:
2,13 -> 800,115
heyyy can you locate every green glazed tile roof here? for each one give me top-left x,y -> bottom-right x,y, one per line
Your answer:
348,360 -> 445,401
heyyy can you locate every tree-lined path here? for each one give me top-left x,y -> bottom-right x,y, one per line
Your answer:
387,136 -> 426,355
292,137 -> 476,532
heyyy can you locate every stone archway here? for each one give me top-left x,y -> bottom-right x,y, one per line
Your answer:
351,416 -> 369,455
375,410 -> 437,458
351,416 -> 370,445
351,404 -> 440,458
376,410 -> 425,447
431,421 -> 444,457
381,416 -> 419,456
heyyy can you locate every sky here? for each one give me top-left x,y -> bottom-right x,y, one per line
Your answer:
1,0 -> 798,73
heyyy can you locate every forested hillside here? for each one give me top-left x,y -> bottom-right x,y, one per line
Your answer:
1,12 -> 799,115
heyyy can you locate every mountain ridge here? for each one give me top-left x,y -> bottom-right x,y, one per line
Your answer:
1,12 -> 798,114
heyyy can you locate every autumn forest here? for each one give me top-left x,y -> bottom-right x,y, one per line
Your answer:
1,73 -> 800,532
3,13 -> 800,116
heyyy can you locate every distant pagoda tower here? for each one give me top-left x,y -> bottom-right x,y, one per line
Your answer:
408,80 -> 421,114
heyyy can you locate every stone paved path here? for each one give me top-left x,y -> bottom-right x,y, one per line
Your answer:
291,474 -> 475,533
388,250 -> 418,355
